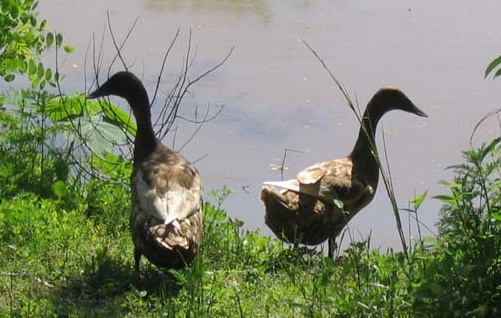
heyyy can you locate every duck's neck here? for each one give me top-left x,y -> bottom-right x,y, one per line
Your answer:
349,102 -> 386,178
126,92 -> 157,162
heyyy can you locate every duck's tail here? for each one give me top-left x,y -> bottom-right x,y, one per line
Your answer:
260,186 -> 304,242
148,213 -> 201,251
260,185 -> 296,214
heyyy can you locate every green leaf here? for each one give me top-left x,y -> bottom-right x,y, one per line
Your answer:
16,59 -> 27,73
53,180 -> 68,199
492,212 -> 501,222
55,33 -> 63,47
495,68 -> 501,79
485,54 -> 501,78
37,62 -> 44,79
46,32 -> 54,47
44,94 -> 99,122
63,45 -> 75,53
411,191 -> 428,210
29,15 -> 37,27
4,74 -> 15,82
433,194 -> 456,205
44,68 -> 52,81
61,114 -> 129,155
102,103 -> 137,136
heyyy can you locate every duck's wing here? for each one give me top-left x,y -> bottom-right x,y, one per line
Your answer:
134,149 -> 203,225
262,160 -> 342,194
264,158 -> 369,205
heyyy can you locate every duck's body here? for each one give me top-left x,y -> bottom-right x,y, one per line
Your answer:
87,71 -> 203,274
260,87 -> 427,257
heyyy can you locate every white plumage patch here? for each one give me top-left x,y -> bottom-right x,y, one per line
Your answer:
262,180 -> 300,193
133,169 -> 201,225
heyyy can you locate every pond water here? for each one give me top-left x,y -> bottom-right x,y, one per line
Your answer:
39,0 -> 501,250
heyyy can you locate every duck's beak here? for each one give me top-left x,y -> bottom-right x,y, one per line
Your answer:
412,104 -> 428,118
86,89 -> 100,100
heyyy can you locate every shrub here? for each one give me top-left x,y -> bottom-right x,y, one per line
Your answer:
412,138 -> 501,317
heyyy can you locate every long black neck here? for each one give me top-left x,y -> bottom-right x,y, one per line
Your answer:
349,101 -> 387,179
125,87 -> 157,162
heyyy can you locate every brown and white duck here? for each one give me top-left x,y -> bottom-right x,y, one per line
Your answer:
260,87 -> 427,257
87,71 -> 203,275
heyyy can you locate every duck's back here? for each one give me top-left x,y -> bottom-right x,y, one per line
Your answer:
131,145 -> 203,269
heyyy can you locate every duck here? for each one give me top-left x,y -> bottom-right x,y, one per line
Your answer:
87,71 -> 203,276
260,87 -> 427,258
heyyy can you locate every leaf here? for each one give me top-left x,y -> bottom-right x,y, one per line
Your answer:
4,74 -> 15,82
432,194 -> 456,205
28,59 -> 37,75
411,191 -> 428,210
37,62 -> 44,79
102,103 -> 137,136
44,68 -> 52,81
46,32 -> 54,47
485,54 -> 501,78
16,59 -> 27,73
63,45 -> 75,53
53,180 -> 68,199
44,94 -> 100,122
55,33 -> 63,48
65,114 -> 129,155
492,212 -> 501,221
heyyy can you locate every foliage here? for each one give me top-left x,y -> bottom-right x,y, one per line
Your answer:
0,88 -> 133,204
0,92 -> 67,199
411,138 -> 501,317
0,190 -> 415,317
0,0 -> 74,88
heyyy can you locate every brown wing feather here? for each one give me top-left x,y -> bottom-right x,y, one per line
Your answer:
261,156 -> 376,246
295,158 -> 369,205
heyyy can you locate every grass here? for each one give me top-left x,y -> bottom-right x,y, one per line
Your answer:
1,136 -> 500,317
0,191 -> 414,317
0,87 -> 500,318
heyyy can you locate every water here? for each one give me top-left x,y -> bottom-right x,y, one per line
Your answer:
39,0 -> 501,250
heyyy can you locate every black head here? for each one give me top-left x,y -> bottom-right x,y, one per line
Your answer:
87,71 -> 146,102
368,86 -> 427,118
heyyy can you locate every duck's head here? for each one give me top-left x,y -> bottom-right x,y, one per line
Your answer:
368,86 -> 427,118
87,71 -> 148,105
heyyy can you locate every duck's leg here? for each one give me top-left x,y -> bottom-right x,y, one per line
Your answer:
327,236 -> 337,258
134,248 -> 142,279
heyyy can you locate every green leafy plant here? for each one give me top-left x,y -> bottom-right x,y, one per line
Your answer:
412,138 -> 501,317
0,0 -> 74,88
